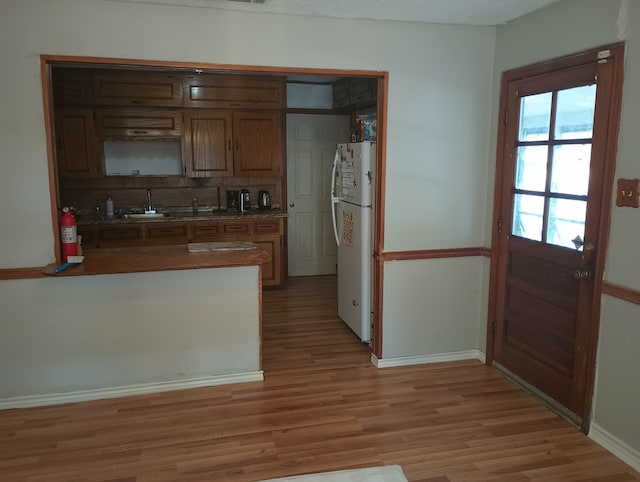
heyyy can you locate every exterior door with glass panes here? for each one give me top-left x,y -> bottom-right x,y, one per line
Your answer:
493,61 -> 608,422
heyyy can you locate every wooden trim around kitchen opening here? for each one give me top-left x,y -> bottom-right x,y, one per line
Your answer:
371,73 -> 389,359
0,268 -> 46,280
40,55 -> 386,79
41,60 -> 61,265
39,54 -> 390,361
602,282 -> 640,306
381,247 -> 490,262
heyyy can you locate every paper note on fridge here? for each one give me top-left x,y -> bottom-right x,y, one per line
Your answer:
342,187 -> 355,197
342,211 -> 354,247
342,172 -> 355,187
342,161 -> 355,173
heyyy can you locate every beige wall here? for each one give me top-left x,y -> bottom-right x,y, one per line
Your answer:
0,267 -> 261,398
492,0 -> 640,462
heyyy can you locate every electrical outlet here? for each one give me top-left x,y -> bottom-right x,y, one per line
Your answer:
616,178 -> 639,208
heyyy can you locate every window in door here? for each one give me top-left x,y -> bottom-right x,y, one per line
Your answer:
512,84 -> 597,250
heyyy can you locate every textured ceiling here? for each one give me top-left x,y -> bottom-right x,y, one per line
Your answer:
109,0 -> 563,26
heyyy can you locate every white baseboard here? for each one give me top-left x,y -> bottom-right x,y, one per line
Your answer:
371,349 -> 486,368
0,371 -> 264,410
589,422 -> 640,472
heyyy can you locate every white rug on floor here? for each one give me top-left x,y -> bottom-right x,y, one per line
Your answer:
258,465 -> 408,482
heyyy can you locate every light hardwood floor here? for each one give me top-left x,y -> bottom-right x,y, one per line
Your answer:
0,275 -> 638,481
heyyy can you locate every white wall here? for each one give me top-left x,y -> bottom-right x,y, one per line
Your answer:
492,0 -> 640,461
0,267 -> 261,398
0,0 -> 496,379
382,257 -> 486,358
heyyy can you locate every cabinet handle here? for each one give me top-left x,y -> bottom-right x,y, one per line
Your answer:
132,130 -> 148,134
132,100 -> 143,105
230,102 -> 242,107
228,139 -> 231,150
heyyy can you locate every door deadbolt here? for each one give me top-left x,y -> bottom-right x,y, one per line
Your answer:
573,267 -> 592,280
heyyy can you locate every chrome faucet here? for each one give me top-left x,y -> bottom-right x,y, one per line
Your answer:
145,189 -> 156,214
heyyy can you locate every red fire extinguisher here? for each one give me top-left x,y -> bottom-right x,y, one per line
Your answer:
60,207 -> 78,262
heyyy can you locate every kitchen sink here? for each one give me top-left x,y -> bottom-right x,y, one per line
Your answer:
124,213 -> 171,219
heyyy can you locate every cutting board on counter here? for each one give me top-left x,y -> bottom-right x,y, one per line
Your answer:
187,241 -> 257,253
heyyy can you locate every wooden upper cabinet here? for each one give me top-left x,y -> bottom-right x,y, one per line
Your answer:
95,108 -> 183,138
183,74 -> 285,110
332,79 -> 350,109
183,110 -> 234,178
233,111 -> 283,177
55,108 -> 101,178
52,70 -> 94,105
349,78 -> 377,106
93,72 -> 183,107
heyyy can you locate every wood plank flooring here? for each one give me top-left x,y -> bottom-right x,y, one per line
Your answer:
0,275 -> 638,481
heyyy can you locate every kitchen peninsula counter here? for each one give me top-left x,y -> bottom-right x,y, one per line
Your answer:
77,209 -> 287,225
42,244 -> 272,277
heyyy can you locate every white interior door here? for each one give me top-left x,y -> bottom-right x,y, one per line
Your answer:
287,114 -> 351,276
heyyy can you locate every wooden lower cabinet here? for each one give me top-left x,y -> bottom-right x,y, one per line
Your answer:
145,223 -> 188,246
245,234 -> 281,287
86,217 -> 285,286
97,225 -> 144,248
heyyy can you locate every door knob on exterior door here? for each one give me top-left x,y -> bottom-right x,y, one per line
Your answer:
289,203 -> 295,208
573,267 -> 593,280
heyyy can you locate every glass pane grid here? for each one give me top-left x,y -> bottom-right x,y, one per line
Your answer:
511,85 -> 595,249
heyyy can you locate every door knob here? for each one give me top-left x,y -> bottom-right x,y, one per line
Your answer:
289,203 -> 295,208
573,267 -> 592,280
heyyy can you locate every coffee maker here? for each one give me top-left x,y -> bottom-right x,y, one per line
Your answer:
239,189 -> 251,213
226,190 -> 239,211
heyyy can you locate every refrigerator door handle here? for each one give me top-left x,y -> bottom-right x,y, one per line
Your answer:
331,149 -> 340,246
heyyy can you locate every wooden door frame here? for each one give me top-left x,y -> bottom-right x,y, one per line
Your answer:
485,43 -> 625,431
40,55 -> 389,359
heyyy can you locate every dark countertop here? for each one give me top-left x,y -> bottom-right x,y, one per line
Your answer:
42,244 -> 272,277
78,209 -> 288,225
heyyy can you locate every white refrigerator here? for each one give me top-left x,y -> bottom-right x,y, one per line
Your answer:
331,142 -> 375,343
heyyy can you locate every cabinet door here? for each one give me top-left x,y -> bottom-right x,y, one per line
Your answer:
333,79 -> 350,109
95,108 -> 183,138
52,70 -> 94,105
189,221 -> 222,242
183,75 -> 285,110
349,78 -> 377,106
55,108 -> 101,178
183,110 -> 234,178
251,233 -> 282,287
145,223 -> 188,246
233,111 -> 283,177
93,72 -> 183,107
97,225 -> 143,248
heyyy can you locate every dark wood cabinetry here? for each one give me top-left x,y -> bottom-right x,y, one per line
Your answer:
183,74 -> 285,110
233,111 -> 282,177
247,234 -> 281,286
333,78 -> 377,109
349,78 -> 377,106
145,223 -> 188,246
93,72 -> 183,107
97,225 -> 144,248
95,108 -> 183,138
55,108 -> 101,178
52,70 -> 94,105
182,110 -> 234,177
332,79 -> 350,108
183,110 -> 283,178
